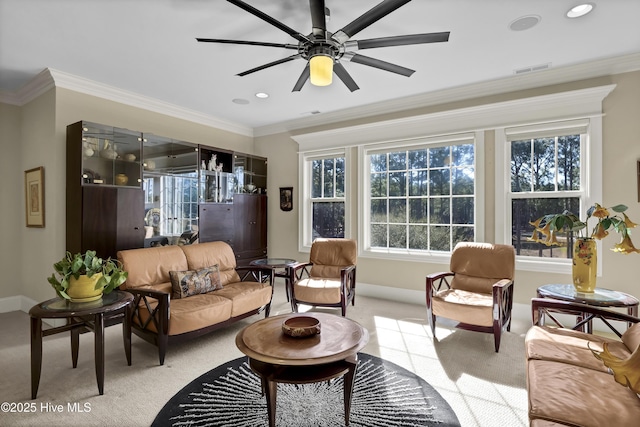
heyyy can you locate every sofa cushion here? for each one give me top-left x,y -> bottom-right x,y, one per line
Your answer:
134,293 -> 233,336
527,359 -> 640,427
214,281 -> 272,317
117,245 -> 188,289
170,265 -> 222,299
525,325 -> 631,373
180,241 -> 241,286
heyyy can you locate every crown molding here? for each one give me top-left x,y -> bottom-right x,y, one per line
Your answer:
255,52 -> 640,137
0,68 -> 56,105
0,68 -> 254,137
291,84 -> 616,151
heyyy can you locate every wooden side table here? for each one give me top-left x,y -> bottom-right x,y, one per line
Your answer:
236,312 -> 369,427
249,258 -> 299,301
29,290 -> 134,398
536,284 -> 639,333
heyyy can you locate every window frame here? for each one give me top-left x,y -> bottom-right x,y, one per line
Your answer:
495,117 -> 603,274
358,132 -> 484,263
298,148 -> 350,252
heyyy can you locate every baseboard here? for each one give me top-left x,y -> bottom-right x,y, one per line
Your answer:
0,295 -> 65,327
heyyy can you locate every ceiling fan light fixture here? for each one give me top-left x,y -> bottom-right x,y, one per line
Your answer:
309,54 -> 333,86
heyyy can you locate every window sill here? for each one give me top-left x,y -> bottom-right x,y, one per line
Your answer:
360,248 -> 452,265
515,257 -> 572,274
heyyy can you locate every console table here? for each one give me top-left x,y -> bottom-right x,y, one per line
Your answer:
236,312 -> 369,427
29,290 -> 134,398
250,258 -> 298,301
536,284 -> 639,333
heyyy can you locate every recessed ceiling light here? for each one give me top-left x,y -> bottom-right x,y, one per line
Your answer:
255,92 -> 269,99
232,98 -> 249,105
508,15 -> 541,31
567,3 -> 595,18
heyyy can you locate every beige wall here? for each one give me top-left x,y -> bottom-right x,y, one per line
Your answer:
1,71 -> 639,306
0,102 -> 24,298
258,71 -> 640,305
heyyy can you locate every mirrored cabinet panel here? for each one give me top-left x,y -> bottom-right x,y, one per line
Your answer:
142,135 -> 199,247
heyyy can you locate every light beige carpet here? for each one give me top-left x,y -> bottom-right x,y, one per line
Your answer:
0,282 -> 529,427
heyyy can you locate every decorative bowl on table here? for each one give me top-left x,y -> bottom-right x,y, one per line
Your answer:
282,316 -> 321,338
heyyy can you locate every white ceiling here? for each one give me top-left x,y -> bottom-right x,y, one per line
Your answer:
1,0 -> 640,135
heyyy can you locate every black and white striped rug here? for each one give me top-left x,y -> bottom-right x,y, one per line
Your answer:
152,353 -> 460,427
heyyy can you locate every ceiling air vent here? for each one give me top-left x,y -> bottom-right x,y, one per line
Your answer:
514,63 -> 551,75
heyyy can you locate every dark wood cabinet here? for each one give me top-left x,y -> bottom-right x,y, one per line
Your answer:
233,194 -> 267,265
199,203 -> 234,245
66,121 -> 267,261
75,187 -> 145,258
66,121 -> 144,259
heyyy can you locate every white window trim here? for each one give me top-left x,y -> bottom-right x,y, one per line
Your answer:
298,148 -> 350,253
292,84 -> 615,263
358,131 -> 484,263
495,116 -> 604,274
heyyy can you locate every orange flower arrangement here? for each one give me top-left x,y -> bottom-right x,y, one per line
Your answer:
529,203 -> 639,254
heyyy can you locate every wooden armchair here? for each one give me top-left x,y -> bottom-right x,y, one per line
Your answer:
426,242 -> 515,352
289,238 -> 357,317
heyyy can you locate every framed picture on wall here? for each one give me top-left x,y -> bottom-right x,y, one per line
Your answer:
280,187 -> 293,211
25,166 -> 45,227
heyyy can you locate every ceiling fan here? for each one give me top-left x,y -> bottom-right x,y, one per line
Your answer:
196,0 -> 450,92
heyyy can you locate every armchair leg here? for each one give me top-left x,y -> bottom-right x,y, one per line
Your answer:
158,335 -> 168,365
493,325 -> 502,353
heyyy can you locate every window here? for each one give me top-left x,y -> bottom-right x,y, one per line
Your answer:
361,134 -> 479,257
299,150 -> 348,250
497,118 -> 601,271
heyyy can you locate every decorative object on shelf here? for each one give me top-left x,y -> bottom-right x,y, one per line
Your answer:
208,154 -> 217,171
280,187 -> 293,211
83,146 -> 94,157
144,159 -> 156,171
282,316 -> 321,338
145,208 -> 161,234
123,153 -> 136,162
115,173 -> 129,186
245,183 -> 256,193
24,166 -> 45,228
99,140 -> 117,159
47,250 -> 128,302
530,203 -> 639,292
201,160 -> 206,170
589,340 -> 640,394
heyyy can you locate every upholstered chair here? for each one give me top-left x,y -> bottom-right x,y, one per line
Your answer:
289,238 -> 357,317
426,242 -> 515,352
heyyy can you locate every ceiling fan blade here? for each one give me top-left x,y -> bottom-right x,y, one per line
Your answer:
227,0 -> 310,43
196,38 -> 298,50
344,52 -> 414,77
333,63 -> 360,92
309,0 -> 327,38
333,0 -> 412,44
354,32 -> 450,50
292,64 -> 310,92
237,54 -> 301,77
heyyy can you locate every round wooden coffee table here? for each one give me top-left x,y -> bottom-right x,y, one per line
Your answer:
236,312 -> 369,427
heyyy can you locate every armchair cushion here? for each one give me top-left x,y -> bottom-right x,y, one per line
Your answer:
432,289 -> 493,326
449,242 -> 515,293
309,238 -> 357,278
294,278 -> 343,305
169,265 -> 222,299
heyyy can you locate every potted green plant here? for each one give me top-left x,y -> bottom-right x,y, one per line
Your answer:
529,203 -> 638,292
47,250 -> 128,302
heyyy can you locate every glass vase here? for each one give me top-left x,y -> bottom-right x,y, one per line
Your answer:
572,238 -> 597,293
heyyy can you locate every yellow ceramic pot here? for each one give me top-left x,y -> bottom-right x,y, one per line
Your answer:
572,238 -> 597,293
67,274 -> 103,302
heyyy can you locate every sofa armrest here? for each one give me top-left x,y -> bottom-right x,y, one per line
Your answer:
127,288 -> 170,335
531,297 -> 640,337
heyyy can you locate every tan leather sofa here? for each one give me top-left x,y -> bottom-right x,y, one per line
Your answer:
117,241 -> 273,365
526,298 -> 640,426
